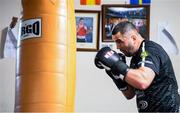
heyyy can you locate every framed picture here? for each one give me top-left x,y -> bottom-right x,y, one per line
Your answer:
75,10 -> 100,51
102,5 -> 150,42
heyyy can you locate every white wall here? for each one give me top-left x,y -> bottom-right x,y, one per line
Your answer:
0,0 -> 21,112
0,0 -> 180,112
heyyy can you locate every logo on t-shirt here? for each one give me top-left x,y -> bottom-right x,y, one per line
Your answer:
140,51 -> 149,59
138,100 -> 148,110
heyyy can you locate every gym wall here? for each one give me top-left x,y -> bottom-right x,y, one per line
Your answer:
0,0 -> 180,112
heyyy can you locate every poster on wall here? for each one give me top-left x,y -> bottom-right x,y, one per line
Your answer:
75,10 -> 100,51
102,5 -> 150,42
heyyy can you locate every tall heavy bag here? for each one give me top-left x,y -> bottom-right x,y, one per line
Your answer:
15,0 -> 76,112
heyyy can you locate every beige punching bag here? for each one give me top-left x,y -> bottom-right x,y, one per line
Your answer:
15,0 -> 76,112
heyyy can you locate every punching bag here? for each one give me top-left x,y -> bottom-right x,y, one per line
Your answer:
15,0 -> 76,112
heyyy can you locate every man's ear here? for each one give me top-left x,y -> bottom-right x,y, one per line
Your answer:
131,34 -> 136,41
130,34 -> 137,46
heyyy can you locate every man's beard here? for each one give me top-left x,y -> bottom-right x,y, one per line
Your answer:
124,44 -> 134,57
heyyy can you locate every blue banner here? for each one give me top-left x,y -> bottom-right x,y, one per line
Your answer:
130,0 -> 151,5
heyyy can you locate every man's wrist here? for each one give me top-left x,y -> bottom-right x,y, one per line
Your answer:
113,79 -> 128,91
111,61 -> 130,80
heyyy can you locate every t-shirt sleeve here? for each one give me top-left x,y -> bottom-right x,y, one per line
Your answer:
137,50 -> 160,75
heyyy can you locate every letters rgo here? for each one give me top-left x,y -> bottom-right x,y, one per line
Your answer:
21,21 -> 39,35
21,18 -> 41,40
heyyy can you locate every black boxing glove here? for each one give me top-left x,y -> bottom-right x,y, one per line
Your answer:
105,70 -> 128,91
94,57 -> 104,69
94,47 -> 129,80
118,53 -> 126,63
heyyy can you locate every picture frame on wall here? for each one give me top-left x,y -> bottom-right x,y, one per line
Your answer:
102,5 -> 150,42
75,10 -> 100,51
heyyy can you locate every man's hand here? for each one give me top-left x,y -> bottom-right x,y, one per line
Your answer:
105,70 -> 128,91
94,46 -> 129,80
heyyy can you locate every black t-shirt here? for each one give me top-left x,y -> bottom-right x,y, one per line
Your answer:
130,40 -> 180,112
